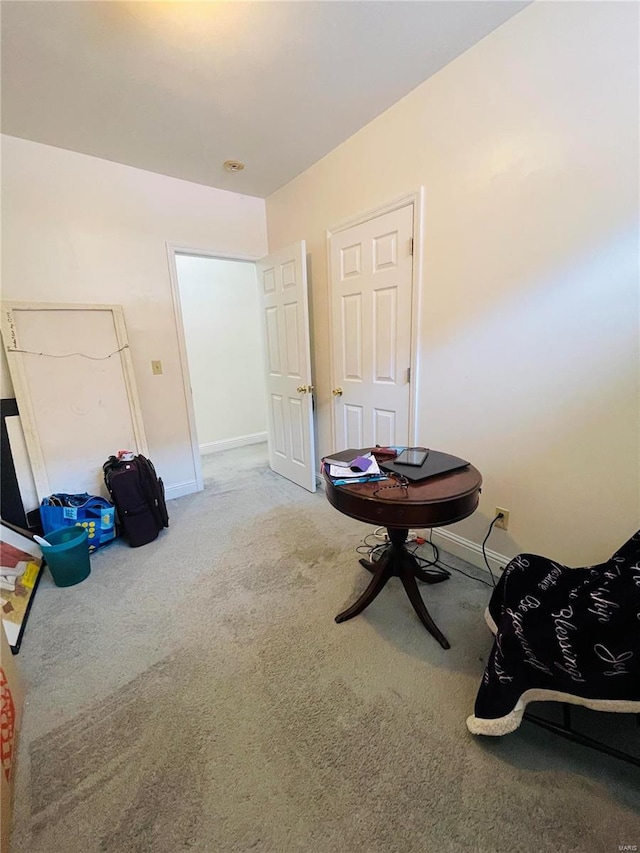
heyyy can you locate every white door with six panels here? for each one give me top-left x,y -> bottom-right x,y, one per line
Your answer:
257,241 -> 316,492
330,205 -> 414,450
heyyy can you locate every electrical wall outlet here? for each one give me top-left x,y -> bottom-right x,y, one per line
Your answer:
495,507 -> 509,530
151,360 -> 163,375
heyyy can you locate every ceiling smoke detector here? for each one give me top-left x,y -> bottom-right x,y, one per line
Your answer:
223,160 -> 245,172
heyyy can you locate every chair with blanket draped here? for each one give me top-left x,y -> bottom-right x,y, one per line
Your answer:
467,530 -> 640,750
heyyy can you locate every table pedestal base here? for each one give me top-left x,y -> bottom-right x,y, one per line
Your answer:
335,528 -> 451,649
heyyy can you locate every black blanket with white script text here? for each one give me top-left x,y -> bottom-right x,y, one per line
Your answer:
474,531 -> 640,720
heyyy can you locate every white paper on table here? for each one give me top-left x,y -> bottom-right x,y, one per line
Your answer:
328,457 -> 381,478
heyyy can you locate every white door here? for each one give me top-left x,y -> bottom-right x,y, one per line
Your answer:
257,242 -> 316,492
330,205 -> 414,449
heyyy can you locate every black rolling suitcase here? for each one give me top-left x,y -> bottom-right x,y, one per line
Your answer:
103,454 -> 169,547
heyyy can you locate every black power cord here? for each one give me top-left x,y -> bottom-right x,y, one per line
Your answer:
481,514 -> 504,587
356,514 -> 504,589
356,530 -> 450,579
428,515 -> 502,588
407,538 -> 450,580
436,558 -> 493,588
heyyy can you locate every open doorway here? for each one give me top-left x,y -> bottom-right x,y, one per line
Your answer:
171,251 -> 267,489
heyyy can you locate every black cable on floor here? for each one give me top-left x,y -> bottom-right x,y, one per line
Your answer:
408,540 -> 450,579
356,516 -> 501,589
426,529 -> 496,589
434,556 -> 494,588
357,533 -> 450,579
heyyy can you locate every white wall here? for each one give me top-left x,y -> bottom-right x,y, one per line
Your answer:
175,255 -> 266,451
1,135 -> 268,495
266,2 -> 640,565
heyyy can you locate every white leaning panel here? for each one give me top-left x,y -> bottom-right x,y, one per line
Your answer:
1,302 -> 148,500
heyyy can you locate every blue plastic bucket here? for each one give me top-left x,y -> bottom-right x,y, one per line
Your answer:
40,527 -> 91,587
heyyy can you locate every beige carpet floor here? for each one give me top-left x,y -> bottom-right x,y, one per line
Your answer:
9,444 -> 640,852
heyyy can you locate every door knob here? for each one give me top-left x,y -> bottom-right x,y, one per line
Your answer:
332,387 -> 343,396
297,385 -> 314,394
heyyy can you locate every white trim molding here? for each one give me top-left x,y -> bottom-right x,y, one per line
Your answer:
429,527 -> 510,578
199,432 -> 267,455
165,242 -> 262,496
166,243 -> 262,263
327,189 -> 423,235
164,480 -> 200,501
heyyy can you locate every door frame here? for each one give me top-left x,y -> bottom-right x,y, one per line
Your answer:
166,243 -> 262,493
325,188 -> 424,451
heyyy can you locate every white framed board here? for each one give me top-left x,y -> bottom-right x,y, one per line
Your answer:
1,302 -> 148,500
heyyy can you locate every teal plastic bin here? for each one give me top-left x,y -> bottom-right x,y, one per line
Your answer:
41,527 -> 91,587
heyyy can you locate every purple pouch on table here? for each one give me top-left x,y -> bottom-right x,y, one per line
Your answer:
350,455 -> 373,473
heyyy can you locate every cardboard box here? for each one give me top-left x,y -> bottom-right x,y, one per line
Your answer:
0,629 -> 23,852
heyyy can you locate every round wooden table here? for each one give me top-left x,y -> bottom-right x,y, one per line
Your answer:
324,456 -> 482,649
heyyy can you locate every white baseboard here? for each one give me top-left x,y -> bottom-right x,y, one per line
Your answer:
199,432 -> 267,455
164,480 -> 200,501
429,527 -> 510,577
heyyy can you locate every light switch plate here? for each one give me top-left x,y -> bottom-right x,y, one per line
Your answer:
151,360 -> 163,375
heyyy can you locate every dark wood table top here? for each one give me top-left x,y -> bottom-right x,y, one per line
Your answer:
323,456 -> 482,530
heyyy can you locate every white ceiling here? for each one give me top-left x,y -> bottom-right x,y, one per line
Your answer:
1,1 -> 529,198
